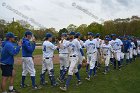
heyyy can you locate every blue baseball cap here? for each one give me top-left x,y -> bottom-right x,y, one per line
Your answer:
105,35 -> 110,38
25,30 -> 32,36
46,33 -> 52,38
69,31 -> 75,35
88,32 -> 94,36
111,34 -> 116,37
105,37 -> 110,41
96,33 -> 100,37
6,32 -> 15,38
75,32 -> 81,37
61,33 -> 67,37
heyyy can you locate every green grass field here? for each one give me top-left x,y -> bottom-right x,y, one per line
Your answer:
0,59 -> 140,93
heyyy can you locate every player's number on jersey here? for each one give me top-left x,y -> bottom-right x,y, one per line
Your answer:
43,45 -> 46,51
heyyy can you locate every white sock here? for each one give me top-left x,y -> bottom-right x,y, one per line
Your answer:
9,86 -> 13,90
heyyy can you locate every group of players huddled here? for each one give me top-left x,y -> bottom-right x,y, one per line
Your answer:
0,30 -> 140,93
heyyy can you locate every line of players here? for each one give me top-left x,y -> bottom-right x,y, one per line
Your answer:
40,31 -> 140,91
0,31 -> 140,93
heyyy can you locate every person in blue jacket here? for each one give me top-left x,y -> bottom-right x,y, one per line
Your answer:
122,36 -> 131,64
1,32 -> 21,93
20,30 -> 40,90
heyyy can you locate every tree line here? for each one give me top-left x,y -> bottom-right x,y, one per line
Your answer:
0,16 -> 140,41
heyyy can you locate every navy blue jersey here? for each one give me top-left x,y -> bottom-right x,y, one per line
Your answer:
122,40 -> 131,53
22,38 -> 36,57
1,41 -> 21,65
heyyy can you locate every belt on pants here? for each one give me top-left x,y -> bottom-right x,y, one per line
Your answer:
59,53 -> 68,54
88,51 -> 96,54
104,54 -> 108,56
69,55 -> 76,57
45,57 -> 52,59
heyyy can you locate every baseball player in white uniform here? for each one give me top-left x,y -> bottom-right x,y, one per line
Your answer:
84,32 -> 98,81
95,33 -> 102,68
137,39 -> 140,56
129,39 -> 136,62
57,33 -> 70,83
133,38 -> 138,61
110,34 -> 123,70
40,33 -> 58,86
100,38 -> 113,74
60,31 -> 84,91
75,32 -> 85,70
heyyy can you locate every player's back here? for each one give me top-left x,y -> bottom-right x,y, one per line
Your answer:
73,39 -> 82,54
42,41 -> 56,58
68,40 -> 78,56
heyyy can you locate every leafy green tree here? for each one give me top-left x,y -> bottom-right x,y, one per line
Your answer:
59,28 -> 68,36
67,24 -> 77,32
6,21 -> 26,39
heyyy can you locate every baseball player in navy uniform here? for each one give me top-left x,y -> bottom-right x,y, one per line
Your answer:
1,32 -> 21,93
20,31 -> 40,89
110,34 -> 123,70
84,32 -> 98,81
57,33 -> 70,83
122,36 -> 131,64
40,33 -> 58,86
60,31 -> 84,91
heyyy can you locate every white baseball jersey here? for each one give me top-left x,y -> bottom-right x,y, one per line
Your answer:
67,39 -> 81,56
84,39 -> 97,54
59,39 -> 69,54
137,40 -> 140,47
72,39 -> 82,56
79,40 -> 84,47
94,38 -> 102,48
42,41 -> 57,58
130,41 -> 136,49
100,43 -> 113,55
110,38 -> 123,52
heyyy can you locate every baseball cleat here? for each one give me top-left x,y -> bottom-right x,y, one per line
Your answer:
85,77 -> 90,81
76,80 -> 82,86
32,85 -> 42,90
8,88 -> 20,93
60,86 -> 67,91
40,81 -> 48,86
52,82 -> 59,87
20,84 -> 30,88
93,74 -> 97,77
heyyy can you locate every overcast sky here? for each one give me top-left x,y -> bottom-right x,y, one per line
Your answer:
0,0 -> 140,31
